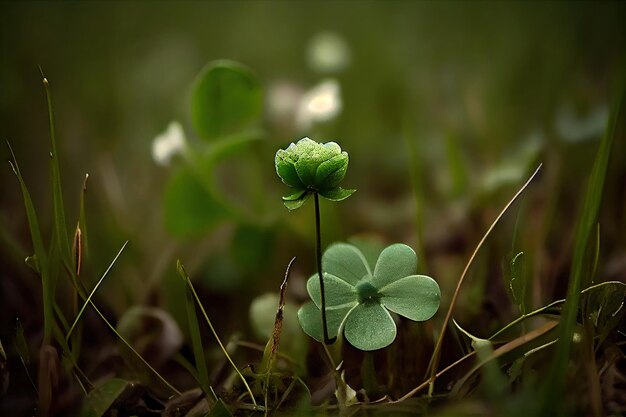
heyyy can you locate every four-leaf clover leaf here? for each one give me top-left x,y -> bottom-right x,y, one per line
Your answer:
275,137 -> 356,210
297,243 -> 441,351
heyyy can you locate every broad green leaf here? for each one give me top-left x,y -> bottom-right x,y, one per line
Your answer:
343,302 -> 396,351
297,301 -> 354,343
283,193 -> 311,210
380,275 -> 440,321
163,166 -> 229,237
315,153 -> 349,190
319,187 -> 356,201
191,60 -> 262,140
80,378 -> 129,417
306,273 -> 357,308
322,243 -> 371,285
371,243 -> 418,288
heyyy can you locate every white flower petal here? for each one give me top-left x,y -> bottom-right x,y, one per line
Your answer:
152,121 -> 186,166
296,79 -> 342,130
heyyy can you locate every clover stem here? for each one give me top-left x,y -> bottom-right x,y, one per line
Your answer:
314,192 -> 333,344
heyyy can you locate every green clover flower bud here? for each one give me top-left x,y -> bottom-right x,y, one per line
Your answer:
275,137 -> 356,210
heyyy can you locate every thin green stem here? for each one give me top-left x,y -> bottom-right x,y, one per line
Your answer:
314,193 -> 333,344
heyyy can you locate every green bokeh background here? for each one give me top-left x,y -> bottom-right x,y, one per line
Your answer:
1,1 -> 625,414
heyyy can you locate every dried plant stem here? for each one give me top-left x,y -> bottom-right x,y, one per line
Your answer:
425,164 -> 543,394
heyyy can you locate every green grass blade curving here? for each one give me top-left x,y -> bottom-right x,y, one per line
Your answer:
177,261 -> 215,401
178,262 -> 257,406
542,82 -> 624,413
7,142 -> 54,343
40,74 -> 75,281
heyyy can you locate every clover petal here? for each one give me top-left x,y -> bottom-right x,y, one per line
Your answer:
379,275 -> 441,321
306,273 -> 358,309
343,302 -> 396,351
282,189 -> 307,201
298,301 -> 355,343
275,149 -> 304,189
283,192 -> 311,210
315,152 -> 348,190
322,243 -> 371,285
371,243 -> 418,289
319,187 -> 356,202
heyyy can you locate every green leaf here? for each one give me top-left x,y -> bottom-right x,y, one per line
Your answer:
380,275 -> 441,321
306,273 -> 357,308
275,150 -> 304,189
80,378 -> 129,417
191,60 -> 262,140
371,243 -> 417,288
283,193 -> 311,210
343,302 -> 396,351
297,301 -> 354,343
319,187 -> 356,201
282,189 -> 307,201
322,243 -> 371,285
315,153 -> 349,190
291,139 -> 341,186
163,166 -> 230,237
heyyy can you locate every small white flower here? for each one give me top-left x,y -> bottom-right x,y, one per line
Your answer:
296,79 -> 342,130
152,121 -> 186,166
307,31 -> 350,73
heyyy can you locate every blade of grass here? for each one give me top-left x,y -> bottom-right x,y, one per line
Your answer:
177,260 -> 257,406
7,142 -> 53,344
78,173 -> 90,260
66,241 -> 128,342
177,261 -> 215,402
541,81 -> 624,415
425,164 -> 543,394
40,73 -> 73,275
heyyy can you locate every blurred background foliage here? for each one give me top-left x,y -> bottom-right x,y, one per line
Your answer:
1,1 -> 625,415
